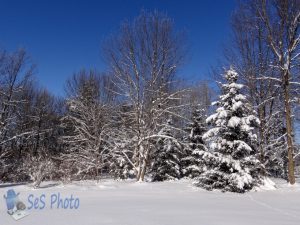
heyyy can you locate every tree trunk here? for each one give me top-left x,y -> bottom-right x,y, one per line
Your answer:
139,150 -> 149,182
138,159 -> 146,182
283,70 -> 295,184
258,107 -> 266,176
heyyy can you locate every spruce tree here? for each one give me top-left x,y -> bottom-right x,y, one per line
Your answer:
151,117 -> 182,181
181,107 -> 208,178
195,68 -> 263,193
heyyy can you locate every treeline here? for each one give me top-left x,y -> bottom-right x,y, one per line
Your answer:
0,0 -> 300,192
0,12 -> 211,186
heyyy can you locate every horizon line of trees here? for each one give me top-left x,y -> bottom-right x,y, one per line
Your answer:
0,0 -> 300,193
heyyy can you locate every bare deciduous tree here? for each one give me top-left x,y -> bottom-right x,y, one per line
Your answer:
60,70 -> 113,180
0,49 -> 34,179
224,0 -> 300,183
103,11 -> 187,181
257,0 -> 300,184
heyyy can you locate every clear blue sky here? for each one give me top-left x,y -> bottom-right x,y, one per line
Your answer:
0,0 -> 236,96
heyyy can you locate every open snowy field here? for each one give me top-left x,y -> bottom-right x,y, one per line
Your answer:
1,178 -> 300,225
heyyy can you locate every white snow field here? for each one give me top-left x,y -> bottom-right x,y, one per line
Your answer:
1,178 -> 300,225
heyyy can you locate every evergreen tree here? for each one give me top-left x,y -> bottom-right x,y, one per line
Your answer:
181,107 -> 208,178
195,68 -> 263,193
151,117 -> 182,181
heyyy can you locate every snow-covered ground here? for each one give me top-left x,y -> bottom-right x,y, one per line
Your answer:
1,178 -> 300,225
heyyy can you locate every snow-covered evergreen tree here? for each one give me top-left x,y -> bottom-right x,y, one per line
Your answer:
181,107 -> 208,178
195,68 -> 263,193
151,117 -> 182,181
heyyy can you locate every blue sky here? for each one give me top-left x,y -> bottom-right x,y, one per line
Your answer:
0,0 -> 235,95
